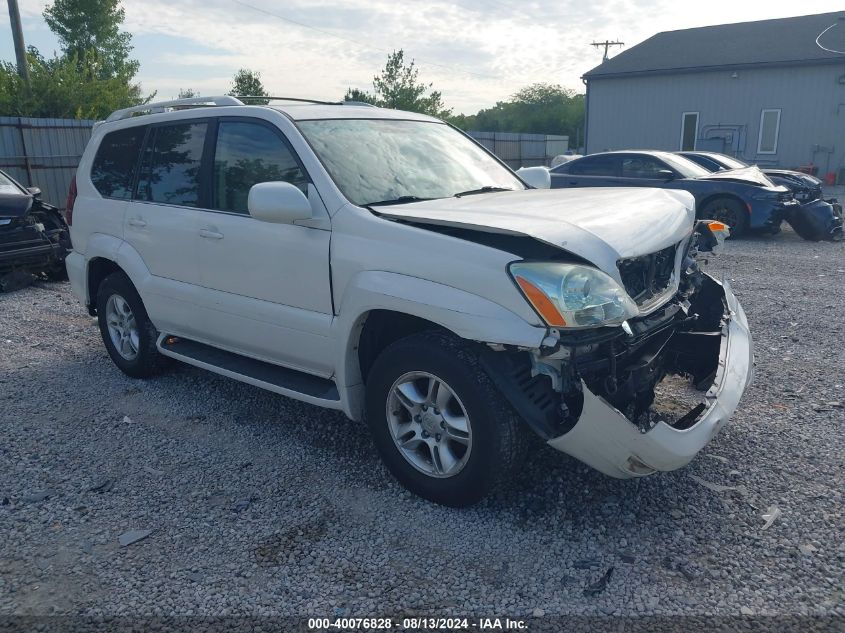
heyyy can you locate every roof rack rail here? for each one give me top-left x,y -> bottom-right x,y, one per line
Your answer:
105,96 -> 244,122
104,94 -> 377,123
238,96 -> 343,105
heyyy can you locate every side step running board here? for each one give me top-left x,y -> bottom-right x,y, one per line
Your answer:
157,335 -> 342,409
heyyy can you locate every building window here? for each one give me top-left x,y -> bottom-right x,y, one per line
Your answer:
757,109 -> 781,154
679,112 -> 698,151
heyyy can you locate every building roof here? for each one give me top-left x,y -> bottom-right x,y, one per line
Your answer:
584,11 -> 845,79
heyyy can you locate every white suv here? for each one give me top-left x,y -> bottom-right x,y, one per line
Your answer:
65,96 -> 753,506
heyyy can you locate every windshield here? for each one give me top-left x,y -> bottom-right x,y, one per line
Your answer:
715,154 -> 749,170
659,153 -> 712,179
297,119 -> 524,206
0,171 -> 23,195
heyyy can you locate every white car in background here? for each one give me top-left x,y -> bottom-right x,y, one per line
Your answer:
64,96 -> 752,506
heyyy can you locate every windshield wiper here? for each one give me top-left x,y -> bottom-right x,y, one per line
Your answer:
365,196 -> 433,206
453,186 -> 515,198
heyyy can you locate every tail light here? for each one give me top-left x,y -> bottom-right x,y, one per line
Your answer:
65,175 -> 77,226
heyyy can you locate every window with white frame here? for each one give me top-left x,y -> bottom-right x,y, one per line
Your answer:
757,109 -> 781,154
680,112 -> 699,151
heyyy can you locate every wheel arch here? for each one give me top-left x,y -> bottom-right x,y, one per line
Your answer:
333,270 -> 546,421
697,193 -> 748,218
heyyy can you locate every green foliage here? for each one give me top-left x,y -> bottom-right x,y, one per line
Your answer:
344,50 -> 451,118
43,0 -> 138,79
0,0 -> 147,118
0,48 -> 147,119
177,88 -> 199,99
343,87 -> 377,105
228,69 -> 269,104
447,83 -> 585,141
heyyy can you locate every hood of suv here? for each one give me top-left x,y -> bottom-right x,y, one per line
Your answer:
376,187 -> 695,280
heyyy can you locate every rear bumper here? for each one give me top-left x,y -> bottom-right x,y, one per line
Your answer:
547,277 -> 753,477
0,241 -> 64,274
65,251 -> 88,306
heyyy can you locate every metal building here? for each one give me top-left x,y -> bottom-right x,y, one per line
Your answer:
583,12 -> 845,182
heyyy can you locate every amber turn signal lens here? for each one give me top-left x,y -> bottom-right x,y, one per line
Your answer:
514,276 -> 567,327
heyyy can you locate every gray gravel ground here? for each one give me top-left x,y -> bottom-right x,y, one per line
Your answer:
0,225 -> 843,623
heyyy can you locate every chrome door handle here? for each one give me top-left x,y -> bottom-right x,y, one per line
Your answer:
199,228 -> 224,240
128,218 -> 147,227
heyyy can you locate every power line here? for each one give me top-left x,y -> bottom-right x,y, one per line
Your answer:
231,0 -> 502,80
590,39 -> 624,61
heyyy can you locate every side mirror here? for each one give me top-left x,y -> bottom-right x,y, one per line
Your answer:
517,166 -> 551,189
657,169 -> 675,181
26,186 -> 42,199
247,182 -> 312,224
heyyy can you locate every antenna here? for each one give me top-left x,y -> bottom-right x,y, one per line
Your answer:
591,40 -> 625,62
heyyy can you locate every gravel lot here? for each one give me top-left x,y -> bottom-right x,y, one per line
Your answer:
1,225 -> 843,624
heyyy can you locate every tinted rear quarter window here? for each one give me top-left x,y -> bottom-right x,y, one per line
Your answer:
137,122 -> 208,207
571,155 -> 618,176
91,127 -> 146,199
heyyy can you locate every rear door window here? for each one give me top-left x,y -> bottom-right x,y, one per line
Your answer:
570,155 -> 619,176
212,120 -> 308,214
91,126 -> 146,199
136,122 -> 208,207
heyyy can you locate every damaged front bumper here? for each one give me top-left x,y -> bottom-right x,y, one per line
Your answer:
547,276 -> 753,477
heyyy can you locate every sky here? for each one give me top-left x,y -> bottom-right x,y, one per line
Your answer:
2,0 -> 844,114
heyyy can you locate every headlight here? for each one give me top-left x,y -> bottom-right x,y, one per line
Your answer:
751,189 -> 784,201
509,262 -> 638,328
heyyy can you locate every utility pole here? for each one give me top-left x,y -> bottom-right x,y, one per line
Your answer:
590,40 -> 624,62
6,0 -> 30,82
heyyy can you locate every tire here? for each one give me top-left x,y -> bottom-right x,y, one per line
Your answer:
699,198 -> 748,238
365,331 -> 527,507
96,271 -> 170,378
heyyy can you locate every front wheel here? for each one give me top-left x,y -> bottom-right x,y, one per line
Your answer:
365,331 -> 527,506
699,198 -> 748,238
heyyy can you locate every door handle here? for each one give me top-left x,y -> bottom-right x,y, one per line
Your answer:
199,228 -> 224,240
128,218 -> 147,228
569,181 -> 578,186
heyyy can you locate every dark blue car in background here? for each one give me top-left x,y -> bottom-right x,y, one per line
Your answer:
678,151 -> 842,242
549,150 -> 796,237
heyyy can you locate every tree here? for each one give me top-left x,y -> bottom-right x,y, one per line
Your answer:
344,50 -> 451,117
0,47 -> 148,119
449,83 -> 585,142
177,88 -> 199,99
343,87 -> 376,105
43,0 -> 138,79
228,69 -> 269,104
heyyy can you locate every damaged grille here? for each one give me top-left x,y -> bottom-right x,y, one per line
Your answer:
617,244 -> 676,306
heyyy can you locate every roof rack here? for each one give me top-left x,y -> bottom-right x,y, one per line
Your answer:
105,94 -> 376,123
239,96 -> 343,105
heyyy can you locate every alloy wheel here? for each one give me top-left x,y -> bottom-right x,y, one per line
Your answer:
105,294 -> 140,361
385,371 -> 472,478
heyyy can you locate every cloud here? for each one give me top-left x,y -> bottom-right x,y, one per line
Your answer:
8,0 -> 845,113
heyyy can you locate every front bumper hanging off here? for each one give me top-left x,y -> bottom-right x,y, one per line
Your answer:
547,276 -> 753,478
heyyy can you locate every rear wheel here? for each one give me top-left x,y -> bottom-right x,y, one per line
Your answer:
96,271 -> 170,378
700,198 -> 748,237
365,331 -> 527,506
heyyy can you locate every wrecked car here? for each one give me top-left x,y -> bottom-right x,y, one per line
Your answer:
0,169 -> 70,290
549,150 -> 797,237
679,151 -> 843,241
66,96 -> 753,506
